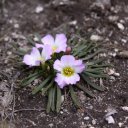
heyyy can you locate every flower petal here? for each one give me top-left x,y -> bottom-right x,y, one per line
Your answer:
74,60 -> 83,65
55,73 -> 66,88
55,34 -> 67,52
64,73 -> 80,85
61,55 -> 75,66
41,34 -> 54,45
53,60 -> 63,72
23,54 -> 40,66
35,43 -> 44,48
74,64 -> 85,73
73,60 -> 85,73
41,45 -> 52,60
31,47 -> 41,59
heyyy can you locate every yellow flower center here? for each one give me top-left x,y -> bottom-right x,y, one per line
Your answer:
52,45 -> 58,52
62,66 -> 75,77
38,57 -> 45,63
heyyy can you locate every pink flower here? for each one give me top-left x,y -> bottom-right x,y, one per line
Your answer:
53,55 -> 85,88
23,45 -> 52,66
36,34 -> 67,53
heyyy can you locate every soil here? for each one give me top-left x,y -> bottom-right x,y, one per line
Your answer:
0,0 -> 128,128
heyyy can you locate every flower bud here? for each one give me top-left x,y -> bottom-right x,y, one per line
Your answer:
66,47 -> 71,54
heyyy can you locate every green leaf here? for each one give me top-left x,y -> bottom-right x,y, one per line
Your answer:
73,44 -> 88,56
21,72 -> 42,87
84,71 -> 108,78
46,85 -> 56,112
89,64 -> 112,68
56,86 -> 62,112
41,80 -> 54,95
15,49 -> 27,56
86,58 -> 105,66
21,71 -> 40,82
46,87 -> 53,113
51,86 -> 56,111
69,86 -> 81,107
78,42 -> 94,57
26,36 -> 35,45
34,33 -> 42,42
32,76 -> 52,94
86,68 -> 104,73
86,70 -> 104,74
82,49 -> 105,61
76,84 -> 95,97
81,74 -> 104,91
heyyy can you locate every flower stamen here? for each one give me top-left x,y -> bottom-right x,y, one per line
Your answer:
62,66 -> 74,77
38,57 -> 45,63
52,45 -> 58,52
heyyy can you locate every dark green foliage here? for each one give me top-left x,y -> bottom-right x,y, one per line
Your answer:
69,86 -> 81,107
56,85 -> 62,112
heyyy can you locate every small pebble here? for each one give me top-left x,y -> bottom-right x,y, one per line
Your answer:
90,35 -> 102,41
4,36 -> 10,41
14,23 -> 19,28
109,76 -> 116,81
61,95 -> 64,103
7,51 -> 12,55
117,23 -> 125,30
60,111 -> 63,114
121,106 -> 128,111
69,20 -> 77,25
121,39 -> 127,43
35,5 -> 44,13
92,119 -> 96,125
114,48 -> 119,52
84,116 -> 90,120
73,122 -> 77,124
105,107 -> 117,117
49,123 -> 54,128
105,116 -> 115,124
81,122 -> 84,125
108,69 -> 115,75
108,15 -> 119,22
33,36 -> 39,42
114,72 -> 120,77
118,122 -> 123,127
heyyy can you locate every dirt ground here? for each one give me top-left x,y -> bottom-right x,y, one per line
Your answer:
0,0 -> 128,128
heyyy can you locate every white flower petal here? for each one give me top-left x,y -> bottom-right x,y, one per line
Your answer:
55,34 -> 67,52
53,60 -> 63,72
23,55 -> 40,66
31,47 -> 41,60
73,64 -> 85,73
61,55 -> 75,66
64,73 -> 80,85
41,34 -> 54,45
41,45 -> 52,61
55,73 -> 66,88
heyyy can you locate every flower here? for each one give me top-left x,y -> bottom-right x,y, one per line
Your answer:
36,34 -> 67,53
53,55 -> 85,88
23,45 -> 52,66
